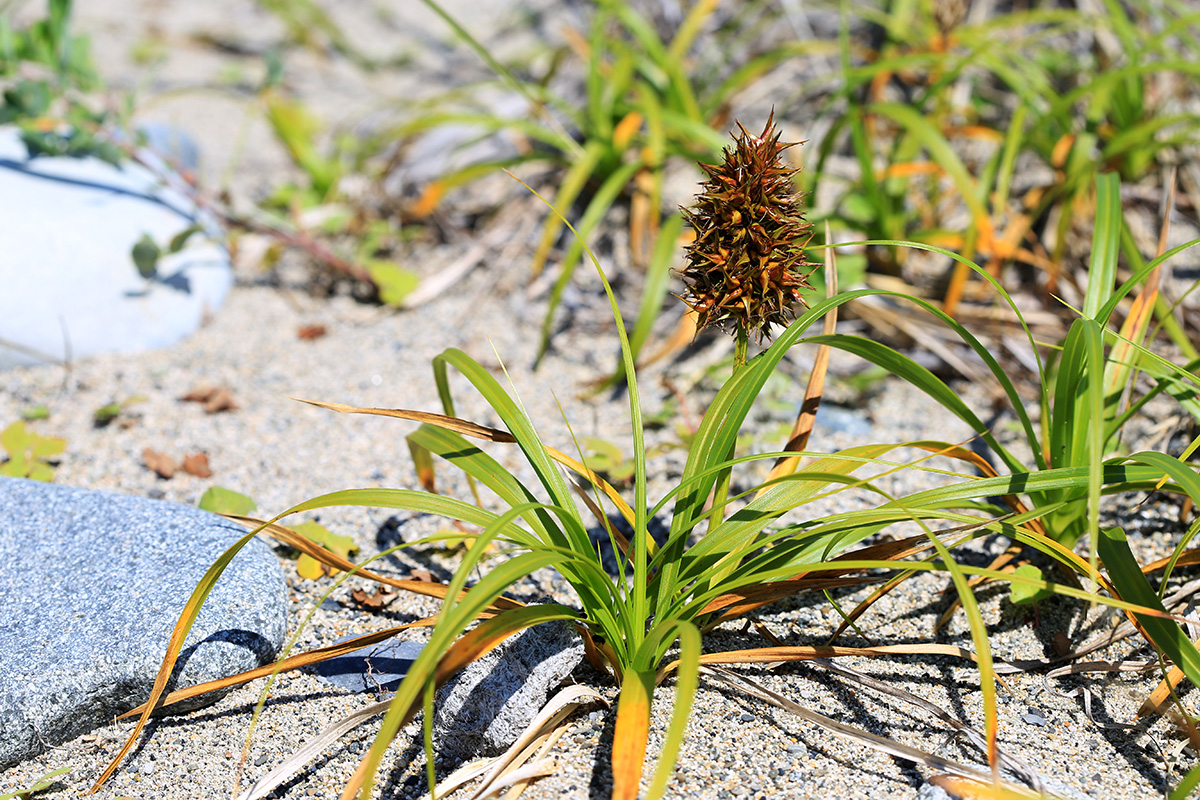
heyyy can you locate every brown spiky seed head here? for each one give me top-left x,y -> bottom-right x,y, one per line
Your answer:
678,112 -> 815,342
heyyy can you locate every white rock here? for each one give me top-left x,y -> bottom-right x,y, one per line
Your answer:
0,125 -> 232,369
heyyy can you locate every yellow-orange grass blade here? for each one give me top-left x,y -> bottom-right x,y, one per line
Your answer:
610,669 -> 654,800
881,443 -> 1126,632
117,621 -> 436,719
1142,548 -> 1200,573
296,398 -> 518,442
225,514 -> 524,611
929,774 -> 1061,800
298,399 -> 638,530
657,643 -> 991,680
1140,664 -> 1186,718
639,308 -> 699,369
758,221 -> 838,496
701,576 -> 883,623
88,525 -> 265,793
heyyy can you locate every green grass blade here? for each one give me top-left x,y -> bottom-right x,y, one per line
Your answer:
418,0 -> 579,158
531,140 -> 605,275
1097,524 -> 1200,696
538,158 -> 645,362
1084,172 -> 1122,321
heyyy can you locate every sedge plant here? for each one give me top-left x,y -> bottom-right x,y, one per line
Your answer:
90,125 -> 1200,800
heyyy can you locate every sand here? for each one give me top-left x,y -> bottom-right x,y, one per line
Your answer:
2,2 -> 1197,798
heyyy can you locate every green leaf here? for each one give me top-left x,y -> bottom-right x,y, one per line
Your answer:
167,224 -> 204,254
93,402 -> 123,426
30,434 -> 65,459
19,405 -> 48,421
1008,564 -> 1054,605
0,766 -> 72,800
367,261 -> 420,307
0,421 -> 64,481
290,519 -> 359,580
197,486 -> 257,516
131,233 -> 160,278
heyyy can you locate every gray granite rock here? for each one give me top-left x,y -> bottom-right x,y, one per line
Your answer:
433,611 -> 583,762
0,477 -> 287,769
0,125 -> 232,370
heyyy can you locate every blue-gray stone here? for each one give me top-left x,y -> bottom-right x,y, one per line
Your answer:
308,636 -> 424,694
0,477 -> 287,769
1022,707 -> 1048,727
433,610 -> 583,762
0,125 -> 233,370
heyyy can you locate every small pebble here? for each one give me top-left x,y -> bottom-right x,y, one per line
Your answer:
139,763 -> 154,775
254,753 -> 270,766
739,712 -> 754,722
1022,707 -> 1048,727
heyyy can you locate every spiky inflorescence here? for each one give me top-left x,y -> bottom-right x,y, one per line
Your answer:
678,113 -> 815,343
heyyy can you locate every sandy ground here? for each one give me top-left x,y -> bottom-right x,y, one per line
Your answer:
3,2 -> 1200,799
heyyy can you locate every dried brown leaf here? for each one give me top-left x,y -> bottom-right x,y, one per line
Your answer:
202,388 -> 239,413
350,587 -> 395,610
182,452 -> 213,478
142,448 -> 177,479
298,324 -> 327,340
181,385 -> 239,413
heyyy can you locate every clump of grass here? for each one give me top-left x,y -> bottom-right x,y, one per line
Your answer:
91,133 -> 1200,800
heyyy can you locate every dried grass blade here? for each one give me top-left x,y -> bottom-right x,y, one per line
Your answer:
475,761 -> 555,800
500,726 -> 568,800
659,643 -> 1003,678
701,666 -> 1004,785
340,603 -> 575,800
807,658 -> 1044,790
1045,660 -> 1155,678
700,576 -> 884,621
1143,548 -> 1200,574
237,699 -> 392,800
704,530 -> 947,623
118,622 -> 435,718
549,448 -> 638,530
465,685 -> 605,800
225,514 -> 523,611
295,398 -> 517,442
759,223 -> 838,495
1009,579 -> 1200,674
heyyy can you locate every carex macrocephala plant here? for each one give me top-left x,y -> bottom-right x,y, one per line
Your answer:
679,112 -> 816,366
93,119 -> 1127,800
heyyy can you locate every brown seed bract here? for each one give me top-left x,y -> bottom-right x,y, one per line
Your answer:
678,113 -> 815,342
